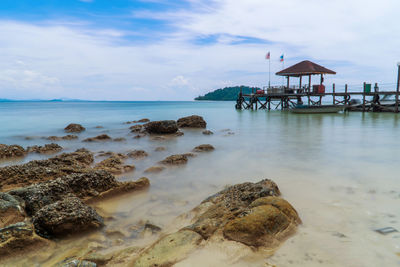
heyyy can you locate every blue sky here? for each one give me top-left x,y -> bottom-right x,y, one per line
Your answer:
0,0 -> 399,100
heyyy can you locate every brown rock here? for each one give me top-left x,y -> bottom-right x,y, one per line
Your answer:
113,137 -> 127,142
46,135 -> 78,141
32,196 -> 104,238
193,144 -> 215,152
154,146 -> 166,152
83,134 -> 111,142
202,130 -> 213,135
130,124 -> 144,133
177,115 -> 207,128
160,154 -> 189,165
0,149 -> 94,190
144,120 -> 178,134
27,143 -> 63,154
0,144 -> 26,159
0,193 -> 26,228
95,155 -> 135,175
64,123 -> 85,133
127,150 -> 148,159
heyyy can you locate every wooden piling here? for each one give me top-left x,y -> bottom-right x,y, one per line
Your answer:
332,83 -> 336,105
396,64 -> 400,113
345,84 -> 348,106
362,82 -> 366,112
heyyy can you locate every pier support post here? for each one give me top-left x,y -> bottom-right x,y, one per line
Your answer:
362,82 -> 366,112
332,83 -> 336,105
396,63 -> 400,112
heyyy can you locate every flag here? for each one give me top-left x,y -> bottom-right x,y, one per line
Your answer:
266,52 -> 270,60
280,54 -> 284,62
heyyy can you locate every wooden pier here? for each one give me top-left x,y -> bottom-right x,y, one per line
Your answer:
235,60 -> 400,113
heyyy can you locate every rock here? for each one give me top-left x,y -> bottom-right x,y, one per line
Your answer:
96,151 -> 127,159
55,258 -> 97,267
64,123 -> 85,133
160,154 -> 189,165
130,124 -> 144,133
202,130 -> 213,135
0,222 -> 50,258
46,135 -> 78,141
144,166 -> 165,173
193,144 -> 215,152
27,143 -> 63,154
154,146 -> 166,152
95,126 -> 104,129
133,134 -> 145,139
177,115 -> 207,128
0,149 -> 94,190
144,223 -> 162,233
0,193 -> 26,228
113,137 -> 126,142
0,144 -> 26,159
83,134 -> 111,142
127,150 -> 148,159
95,155 -> 135,175
131,179 -> 299,266
83,253 -> 113,266
87,177 -> 150,202
9,170 -> 118,216
33,196 -> 104,238
144,120 -> 178,134
133,230 -> 203,267
175,131 -> 184,136
137,118 -> 150,123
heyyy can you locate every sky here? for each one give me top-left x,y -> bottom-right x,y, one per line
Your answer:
0,0 -> 399,100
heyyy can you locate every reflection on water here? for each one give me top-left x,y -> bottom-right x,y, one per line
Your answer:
1,101 -> 400,266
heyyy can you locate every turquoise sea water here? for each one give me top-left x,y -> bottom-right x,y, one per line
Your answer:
1,101 -> 400,266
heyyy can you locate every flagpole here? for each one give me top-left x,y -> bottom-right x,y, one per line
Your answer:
268,58 -> 271,88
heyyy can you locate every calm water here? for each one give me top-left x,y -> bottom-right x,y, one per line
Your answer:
1,101 -> 400,267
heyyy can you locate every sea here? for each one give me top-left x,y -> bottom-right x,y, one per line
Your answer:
1,101 -> 399,267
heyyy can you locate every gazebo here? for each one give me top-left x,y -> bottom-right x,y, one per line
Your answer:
276,60 -> 336,93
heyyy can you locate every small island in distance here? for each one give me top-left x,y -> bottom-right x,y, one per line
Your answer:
195,86 -> 260,101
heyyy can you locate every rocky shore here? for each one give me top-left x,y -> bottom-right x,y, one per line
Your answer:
0,115 -> 301,266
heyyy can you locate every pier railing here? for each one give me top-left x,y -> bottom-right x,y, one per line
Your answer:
235,82 -> 400,112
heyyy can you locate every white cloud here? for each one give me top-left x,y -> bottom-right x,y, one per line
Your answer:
0,1 -> 399,100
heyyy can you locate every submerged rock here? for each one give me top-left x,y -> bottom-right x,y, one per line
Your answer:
27,143 -> 63,154
193,144 -> 215,152
0,144 -> 26,159
154,146 -> 166,152
160,154 -> 189,165
0,149 -> 94,190
202,130 -> 214,135
177,115 -> 207,128
46,135 -> 78,141
64,123 -> 85,133
33,197 -> 104,238
0,193 -> 26,228
127,150 -> 148,159
83,134 -> 111,142
113,137 -> 126,142
144,166 -> 165,173
144,120 -> 178,134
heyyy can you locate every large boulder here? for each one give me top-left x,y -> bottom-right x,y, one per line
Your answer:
32,197 -> 104,238
64,123 -> 85,133
0,193 -> 26,228
0,149 -> 94,190
9,171 -> 118,216
177,115 -> 207,128
144,120 -> 178,134
131,179 -> 300,266
0,144 -> 26,159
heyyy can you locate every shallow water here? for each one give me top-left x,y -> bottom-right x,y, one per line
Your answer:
1,101 -> 400,266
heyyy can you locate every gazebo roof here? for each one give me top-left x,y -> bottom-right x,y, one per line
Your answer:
276,60 -> 336,77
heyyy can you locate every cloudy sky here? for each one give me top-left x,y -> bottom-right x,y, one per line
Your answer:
0,0 -> 399,100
